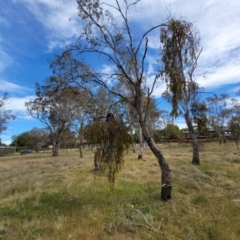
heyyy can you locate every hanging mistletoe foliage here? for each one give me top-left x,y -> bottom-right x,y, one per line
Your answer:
160,18 -> 201,117
86,113 -> 131,185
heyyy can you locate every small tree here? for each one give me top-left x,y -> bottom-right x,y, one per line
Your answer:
228,99 -> 240,148
191,101 -> 208,136
10,128 -> 50,152
0,93 -> 15,134
206,94 -> 234,144
90,113 -> 130,185
229,117 -> 240,149
26,83 -> 80,156
158,110 -> 172,146
160,18 -> 202,164
163,123 -> 181,140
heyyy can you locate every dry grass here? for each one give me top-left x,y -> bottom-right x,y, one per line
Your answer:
0,142 -> 240,239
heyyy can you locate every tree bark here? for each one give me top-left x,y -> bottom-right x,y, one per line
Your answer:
130,128 -> 136,153
236,137 -> 239,149
94,147 -> 101,170
138,123 -> 143,159
52,136 -> 60,156
140,121 -> 172,201
79,124 -> 84,158
184,111 -> 200,165
79,142 -> 83,158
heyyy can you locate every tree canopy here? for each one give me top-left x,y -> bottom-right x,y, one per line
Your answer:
0,93 -> 15,135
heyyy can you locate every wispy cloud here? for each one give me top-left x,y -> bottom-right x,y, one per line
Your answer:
131,0 -> 240,92
229,86 -> 240,94
5,95 -> 34,114
9,0 -> 240,92
0,80 -> 30,93
12,0 -> 80,50
0,47 -> 13,72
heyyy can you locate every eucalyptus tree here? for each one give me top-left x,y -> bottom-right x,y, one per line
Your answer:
63,0 -> 173,200
160,18 -> 202,164
26,82 -> 82,156
228,117 -> 240,149
78,87 -> 119,157
10,128 -> 51,152
228,99 -> 240,149
206,94 -> 234,144
191,101 -> 208,136
158,110 -> 172,146
122,97 -> 160,159
0,93 -> 15,134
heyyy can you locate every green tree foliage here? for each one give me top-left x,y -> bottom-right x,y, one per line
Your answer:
0,93 -> 15,134
228,98 -> 240,148
229,117 -> 240,148
10,128 -> 51,151
206,94 -> 234,144
163,123 -> 181,140
26,81 -> 81,156
87,113 -> 131,185
191,101 -> 208,136
60,127 -> 77,149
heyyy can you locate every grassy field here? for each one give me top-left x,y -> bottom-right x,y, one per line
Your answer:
0,142 -> 240,240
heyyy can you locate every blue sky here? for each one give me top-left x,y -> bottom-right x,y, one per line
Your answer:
0,0 -> 240,145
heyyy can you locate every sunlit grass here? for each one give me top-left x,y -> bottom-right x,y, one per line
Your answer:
0,142 -> 240,239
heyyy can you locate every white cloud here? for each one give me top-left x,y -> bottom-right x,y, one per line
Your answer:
13,0 -> 80,50
134,0 -> 240,91
11,0 -> 240,91
1,95 -> 36,122
6,95 -> 34,113
0,80 -> 30,93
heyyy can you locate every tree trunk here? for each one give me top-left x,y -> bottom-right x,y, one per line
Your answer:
140,121 -> 172,201
130,129 -> 136,153
52,137 -> 60,156
235,136 -> 239,149
79,124 -> 84,158
79,143 -> 83,158
184,111 -> 200,165
94,147 -> 101,170
138,123 -> 143,159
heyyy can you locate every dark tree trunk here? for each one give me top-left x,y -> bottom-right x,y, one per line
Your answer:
52,137 -> 60,156
140,121 -> 172,201
184,111 -> 200,165
79,143 -> 83,158
235,139 -> 239,149
138,123 -> 143,159
234,135 -> 239,149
